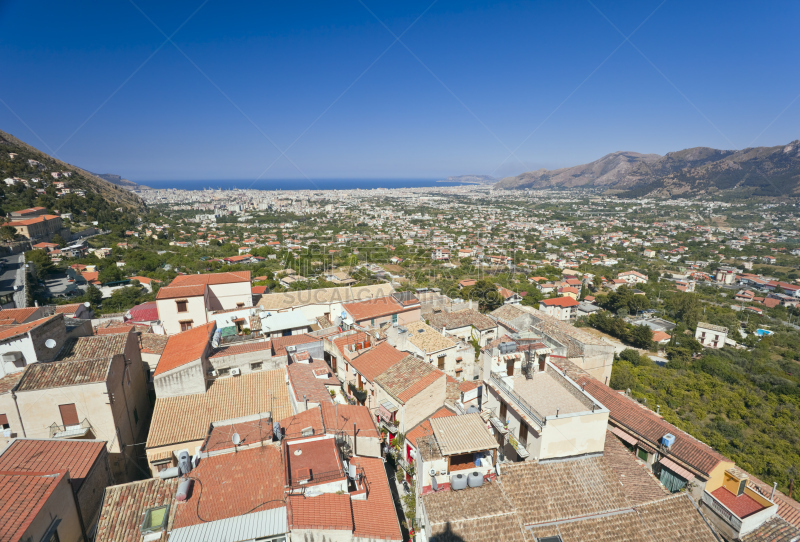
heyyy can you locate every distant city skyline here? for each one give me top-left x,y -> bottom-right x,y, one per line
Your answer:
1,1 -> 798,182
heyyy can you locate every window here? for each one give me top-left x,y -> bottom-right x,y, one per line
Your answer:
519,423 -> 528,447
218,368 -> 231,376
176,300 -> 188,313
237,302 -> 245,308
499,402 -> 507,422
58,404 -> 79,427
141,505 -> 170,534
0,414 -> 9,430
637,448 -> 649,461
251,362 -> 263,371
180,321 -> 193,332
437,355 -> 445,370
134,408 -> 139,424
392,314 -> 398,324
371,318 -> 375,326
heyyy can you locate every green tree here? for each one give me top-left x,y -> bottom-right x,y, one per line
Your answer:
51,234 -> 67,248
83,285 -> 103,305
0,225 -> 18,241
25,249 -> 55,281
98,265 -> 123,284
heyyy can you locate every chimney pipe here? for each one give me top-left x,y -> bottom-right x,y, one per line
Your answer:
353,422 -> 357,457
304,394 -> 308,411
656,405 -> 660,415
556,409 -> 559,417
771,482 -> 777,500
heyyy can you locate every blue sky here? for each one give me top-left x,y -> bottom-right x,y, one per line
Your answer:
1,0 -> 798,181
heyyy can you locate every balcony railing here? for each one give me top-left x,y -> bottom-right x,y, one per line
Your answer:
701,491 -> 743,533
49,418 -> 93,439
489,372 -> 546,427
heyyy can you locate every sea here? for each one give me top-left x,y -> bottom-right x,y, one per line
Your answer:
139,178 -> 469,191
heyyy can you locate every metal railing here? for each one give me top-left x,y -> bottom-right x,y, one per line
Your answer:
489,372 -> 546,427
701,490 -> 743,532
49,418 -> 93,438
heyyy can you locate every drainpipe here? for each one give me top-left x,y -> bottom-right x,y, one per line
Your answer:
353,422 -> 357,457
11,390 -> 26,438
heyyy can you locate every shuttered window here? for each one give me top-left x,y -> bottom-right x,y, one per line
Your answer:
0,413 -> 9,429
59,404 -> 79,426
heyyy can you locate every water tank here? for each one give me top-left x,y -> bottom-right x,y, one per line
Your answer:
178,451 -> 192,474
468,471 -> 484,488
176,479 -> 194,501
158,467 -> 180,480
662,433 -> 676,448
451,473 -> 468,490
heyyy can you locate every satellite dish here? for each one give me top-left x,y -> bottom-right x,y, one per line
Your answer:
84,302 -> 90,308
431,476 -> 439,492
45,339 -> 57,349
232,433 -> 241,446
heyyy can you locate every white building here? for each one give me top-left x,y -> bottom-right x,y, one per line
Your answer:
695,322 -> 728,349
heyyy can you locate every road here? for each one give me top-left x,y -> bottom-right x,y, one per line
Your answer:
0,254 -> 26,308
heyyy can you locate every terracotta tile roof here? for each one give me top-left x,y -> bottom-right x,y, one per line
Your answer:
343,296 -> 405,322
95,324 -> 138,335
406,406 -> 456,448
0,315 -> 58,343
652,330 -> 671,342
540,296 -> 579,307
501,455 -> 631,525
430,413 -> 499,455
423,481 -> 527,542
138,333 -> 169,355
711,486 -> 765,518
168,271 -> 251,287
94,477 -> 179,542
746,473 -> 800,529
209,340 -> 271,359
741,516 -> 800,541
286,360 -> 337,405
349,342 -> 407,382
405,321 -> 457,353
153,322 -> 215,377
82,271 -> 100,284
332,332 -> 372,357
0,439 -> 106,491
0,307 -> 40,323
428,308 -> 496,332
489,304 -> 527,322
321,403 -> 380,438
375,355 -> 443,404
16,357 -> 112,391
53,303 -> 84,315
279,408 -> 325,439
251,285 -> 268,294
0,372 -> 23,394
633,493 -> 720,541
575,377 -> 729,478
0,471 -> 66,542
287,493 -> 353,531
147,369 -> 292,448
155,284 -> 206,300
603,431 -> 669,505
271,333 -> 319,356
58,332 -> 130,361
3,214 -> 60,226
201,417 -> 274,453
349,456 -> 403,541
173,445 -> 283,528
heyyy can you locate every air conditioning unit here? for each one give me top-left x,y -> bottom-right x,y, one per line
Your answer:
231,368 -> 241,376
661,433 -> 676,448
286,345 -> 296,353
208,370 -> 217,377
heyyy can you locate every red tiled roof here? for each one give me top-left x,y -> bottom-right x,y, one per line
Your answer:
53,303 -> 83,315
252,285 -> 268,294
349,342 -> 407,382
0,471 -> 66,541
343,296 -> 405,322
0,372 -> 23,394
711,487 -> 765,519
17,357 -> 112,391
350,456 -> 403,541
3,214 -> 60,226
0,439 -> 105,491
0,307 -> 40,323
209,340 -> 272,359
321,403 -> 380,438
286,360 -> 337,405
280,407 -> 325,438
153,322 -> 215,376
168,271 -> 250,287
171,445 -> 284,528
155,284 -> 206,300
540,297 -> 579,307
0,315 -> 58,342
576,377 -> 728,477
288,493 -> 353,531
82,271 -> 100,284
271,334 -> 319,356
127,301 -> 159,322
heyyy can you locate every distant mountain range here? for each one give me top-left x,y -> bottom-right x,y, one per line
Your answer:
495,141 -> 800,197
90,172 -> 149,190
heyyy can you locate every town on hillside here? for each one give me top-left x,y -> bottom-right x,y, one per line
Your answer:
1,187 -> 800,541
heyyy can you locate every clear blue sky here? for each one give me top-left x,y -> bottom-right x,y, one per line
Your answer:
1,1 -> 798,182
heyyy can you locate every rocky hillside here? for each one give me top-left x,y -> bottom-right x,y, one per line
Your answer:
0,129 -> 145,209
91,172 -> 149,190
496,141 -> 800,197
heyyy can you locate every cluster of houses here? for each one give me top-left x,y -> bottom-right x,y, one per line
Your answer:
1,269 -> 797,541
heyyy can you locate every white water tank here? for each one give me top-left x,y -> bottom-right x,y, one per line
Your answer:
468,471 -> 483,488
451,473 -> 468,490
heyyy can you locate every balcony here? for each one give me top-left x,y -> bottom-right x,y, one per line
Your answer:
702,486 -> 778,539
49,418 -> 93,439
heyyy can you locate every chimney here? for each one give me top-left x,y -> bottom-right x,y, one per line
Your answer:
304,394 -> 308,411
771,481 -> 777,500
656,405 -> 660,415
441,325 -> 447,337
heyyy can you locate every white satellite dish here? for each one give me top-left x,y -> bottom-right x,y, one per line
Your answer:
84,302 -> 91,308
45,339 -> 57,349
232,433 -> 241,446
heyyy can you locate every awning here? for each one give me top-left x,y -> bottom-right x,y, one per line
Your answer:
379,401 -> 398,422
659,456 -> 695,481
609,425 -> 637,447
